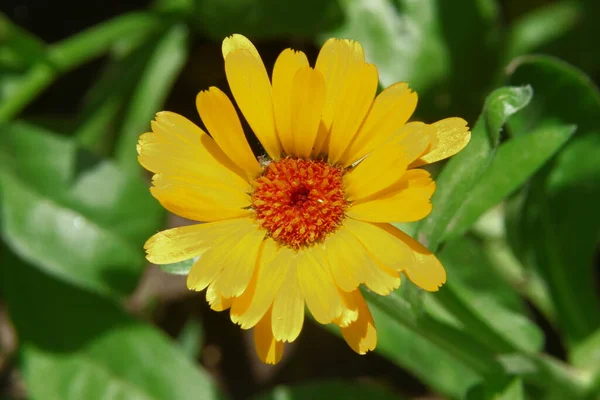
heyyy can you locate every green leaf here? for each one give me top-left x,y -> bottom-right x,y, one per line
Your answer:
0,12 -> 46,67
435,238 -> 544,353
327,0 -> 500,120
74,38 -> 160,153
0,12 -> 162,122
368,302 -> 481,398
444,123 -> 575,239
0,122 -> 163,296
465,377 -> 524,400
115,24 -> 188,173
479,231 -> 556,325
415,85 -> 533,251
1,250 -> 224,400
192,0 -> 342,40
506,0 -> 600,76
363,288 -> 507,382
495,379 -> 524,400
506,55 -> 600,348
177,318 -> 204,361
253,380 -> 404,400
572,328 -> 600,372
158,256 -> 197,275
505,1 -> 581,62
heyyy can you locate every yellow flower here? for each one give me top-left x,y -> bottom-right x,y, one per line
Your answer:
138,34 -> 470,364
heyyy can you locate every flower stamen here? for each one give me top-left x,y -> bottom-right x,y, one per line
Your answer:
252,157 -> 347,249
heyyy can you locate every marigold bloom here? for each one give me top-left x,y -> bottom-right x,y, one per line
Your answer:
139,34 -> 470,364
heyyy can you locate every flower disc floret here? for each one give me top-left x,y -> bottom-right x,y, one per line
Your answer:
252,157 -> 347,249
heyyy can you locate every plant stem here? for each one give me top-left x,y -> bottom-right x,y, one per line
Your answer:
0,12 -> 161,122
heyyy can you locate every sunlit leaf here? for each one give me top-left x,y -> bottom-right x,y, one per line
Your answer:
0,122 -> 163,296
1,250 -> 223,400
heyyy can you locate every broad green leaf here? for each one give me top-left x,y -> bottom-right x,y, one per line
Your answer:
445,123 -> 575,239
480,230 -> 556,325
465,377 -> 524,400
415,85 -> 533,251
1,250 -> 223,400
506,55 -> 600,348
253,381 -> 403,400
192,0 -> 342,39
0,122 -> 163,296
327,0 -> 500,120
115,24 -> 188,173
434,238 -> 544,353
363,288 -> 507,382
369,303 -> 480,398
572,328 -> 600,372
495,379 -> 524,400
439,236 -> 523,312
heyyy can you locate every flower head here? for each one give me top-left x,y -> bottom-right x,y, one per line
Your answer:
139,34 -> 470,364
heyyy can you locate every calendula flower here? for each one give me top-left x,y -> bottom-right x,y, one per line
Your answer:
139,34 -> 470,364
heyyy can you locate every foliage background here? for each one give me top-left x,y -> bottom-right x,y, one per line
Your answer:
1,0 -> 599,399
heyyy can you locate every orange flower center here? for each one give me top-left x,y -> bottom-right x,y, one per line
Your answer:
252,157 -> 347,249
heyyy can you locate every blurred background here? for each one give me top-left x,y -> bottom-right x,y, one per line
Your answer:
0,0 -> 599,399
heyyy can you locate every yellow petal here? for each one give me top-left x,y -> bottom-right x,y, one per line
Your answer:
186,219 -> 259,291
225,49 -> 281,159
231,242 -> 290,329
377,224 -> 447,291
344,219 -> 415,271
412,118 -> 470,167
150,173 -> 252,222
323,227 -> 398,295
207,226 -> 266,298
138,112 -> 250,191
196,87 -> 261,178
144,218 -> 246,264
339,290 -> 377,355
327,63 -> 379,164
343,144 -> 409,201
391,122 -> 437,163
297,249 -> 342,324
346,169 -> 435,223
291,67 -> 327,158
206,284 -> 233,311
272,49 -> 309,156
339,225 -> 401,295
334,288 -> 359,328
253,307 -> 284,364
341,82 -> 418,167
271,253 -> 304,342
222,34 -> 260,60
321,230 -> 363,292
313,39 -> 366,156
